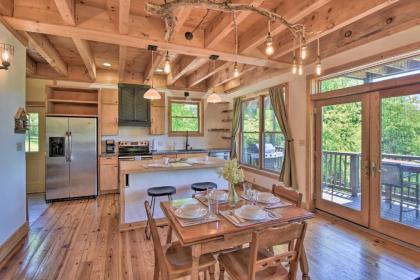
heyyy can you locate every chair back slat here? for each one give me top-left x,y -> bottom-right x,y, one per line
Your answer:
248,222 -> 307,279
144,201 -> 169,277
272,184 -> 302,207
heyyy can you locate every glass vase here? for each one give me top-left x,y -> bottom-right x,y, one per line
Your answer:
228,183 -> 240,207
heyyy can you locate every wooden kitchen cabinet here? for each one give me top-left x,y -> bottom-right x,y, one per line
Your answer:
150,93 -> 165,135
101,89 -> 119,136
100,156 -> 119,194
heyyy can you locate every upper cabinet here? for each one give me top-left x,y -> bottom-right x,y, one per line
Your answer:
101,89 -> 119,136
118,84 -> 151,127
150,93 -> 165,135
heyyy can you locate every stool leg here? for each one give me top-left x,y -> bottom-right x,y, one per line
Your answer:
145,196 -> 156,240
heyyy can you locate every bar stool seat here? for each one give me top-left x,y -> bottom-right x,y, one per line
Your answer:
147,186 -> 176,197
145,186 -> 176,240
191,182 -> 217,192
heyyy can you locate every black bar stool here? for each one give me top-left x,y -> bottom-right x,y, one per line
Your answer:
191,182 -> 218,193
145,186 -> 176,240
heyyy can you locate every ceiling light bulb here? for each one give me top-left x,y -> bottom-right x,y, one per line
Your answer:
207,93 -> 222,104
103,62 -> 112,67
301,45 -> 307,60
144,87 -> 161,100
233,62 -> 240,78
298,63 -> 303,76
163,52 -> 171,74
316,57 -> 322,76
265,34 -> 274,56
292,57 -> 297,75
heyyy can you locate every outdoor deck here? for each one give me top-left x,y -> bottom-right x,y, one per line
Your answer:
321,151 -> 420,229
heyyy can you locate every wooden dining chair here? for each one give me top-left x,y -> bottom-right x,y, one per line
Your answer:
219,222 -> 308,280
272,184 -> 303,207
144,201 -> 217,280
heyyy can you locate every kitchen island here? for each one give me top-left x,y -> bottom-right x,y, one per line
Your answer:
119,157 -> 228,230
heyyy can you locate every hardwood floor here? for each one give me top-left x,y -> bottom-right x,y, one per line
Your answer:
0,195 -> 419,280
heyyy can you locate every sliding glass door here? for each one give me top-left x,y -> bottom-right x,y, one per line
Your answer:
315,95 -> 370,227
315,83 -> 420,246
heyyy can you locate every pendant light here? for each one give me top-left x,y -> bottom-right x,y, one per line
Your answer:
144,48 -> 161,100
298,61 -> 303,76
163,51 -> 171,74
300,32 -> 307,60
291,38 -> 297,74
265,20 -> 274,56
233,62 -> 240,78
315,38 -> 322,76
207,93 -> 222,103
233,12 -> 240,78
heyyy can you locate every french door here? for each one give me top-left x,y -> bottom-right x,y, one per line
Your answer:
315,83 -> 420,246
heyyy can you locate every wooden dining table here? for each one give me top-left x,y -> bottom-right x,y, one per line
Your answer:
161,196 -> 315,280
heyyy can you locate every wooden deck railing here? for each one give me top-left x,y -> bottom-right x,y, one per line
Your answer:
321,151 -> 420,200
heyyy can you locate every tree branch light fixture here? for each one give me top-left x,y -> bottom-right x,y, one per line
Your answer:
144,46 -> 161,100
0,43 -> 14,70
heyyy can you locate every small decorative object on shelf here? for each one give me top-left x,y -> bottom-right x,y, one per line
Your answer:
219,159 -> 244,207
14,107 -> 28,134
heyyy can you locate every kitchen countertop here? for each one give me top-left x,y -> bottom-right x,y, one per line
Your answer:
119,157 -> 226,174
100,153 -> 118,157
151,148 -> 230,155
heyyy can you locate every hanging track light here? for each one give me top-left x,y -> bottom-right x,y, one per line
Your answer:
163,51 -> 171,74
144,45 -> 161,100
265,20 -> 274,56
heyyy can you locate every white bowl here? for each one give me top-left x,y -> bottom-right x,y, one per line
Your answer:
234,205 -> 268,221
174,204 -> 207,219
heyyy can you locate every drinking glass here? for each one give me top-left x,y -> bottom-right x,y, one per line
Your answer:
207,189 -> 218,219
243,182 -> 252,199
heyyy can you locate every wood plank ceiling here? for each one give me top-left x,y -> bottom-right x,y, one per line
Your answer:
0,0 -> 418,93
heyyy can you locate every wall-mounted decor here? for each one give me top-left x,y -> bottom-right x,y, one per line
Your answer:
0,43 -> 14,71
14,107 -> 28,134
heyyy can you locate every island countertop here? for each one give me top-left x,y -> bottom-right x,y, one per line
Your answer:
119,157 -> 226,174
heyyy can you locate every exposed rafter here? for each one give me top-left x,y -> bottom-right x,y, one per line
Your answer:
24,32 -> 68,77
207,63 -> 255,90
167,56 -> 208,86
144,51 -> 163,81
174,7 -> 192,33
119,0 -> 131,34
187,61 -> 232,87
204,0 -> 264,49
26,54 -> 37,75
73,39 -> 96,80
53,0 -> 75,25
118,45 -> 127,81
0,0 -> 13,16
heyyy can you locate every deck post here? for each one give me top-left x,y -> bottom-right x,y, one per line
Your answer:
350,154 -> 359,197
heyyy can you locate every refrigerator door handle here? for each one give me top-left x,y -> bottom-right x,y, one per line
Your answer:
65,131 -> 70,162
68,131 -> 72,162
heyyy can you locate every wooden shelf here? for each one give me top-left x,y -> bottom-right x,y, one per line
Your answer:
47,113 -> 99,117
48,99 -> 98,105
222,109 -> 233,113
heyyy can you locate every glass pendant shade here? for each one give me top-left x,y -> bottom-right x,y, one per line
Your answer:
316,59 -> 322,76
144,87 -> 161,100
301,45 -> 307,60
298,64 -> 303,76
292,57 -> 297,74
164,60 -> 171,74
233,62 -> 240,78
207,93 -> 222,103
265,34 -> 274,56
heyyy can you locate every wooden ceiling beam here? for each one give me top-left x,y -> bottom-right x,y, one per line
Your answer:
144,52 -> 163,81
0,0 -> 13,16
3,16 -> 288,69
72,38 -> 96,80
204,0 -> 264,49
118,45 -> 127,82
239,0 -> 332,54
24,32 -> 68,77
105,0 -> 118,30
167,56 -> 208,86
119,0 -> 131,34
187,60 -> 232,88
270,0 -> 400,60
207,63 -> 256,90
53,0 -> 75,25
174,7 -> 192,33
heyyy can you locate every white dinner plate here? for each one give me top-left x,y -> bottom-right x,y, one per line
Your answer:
174,204 -> 207,220
257,192 -> 281,204
234,205 -> 268,221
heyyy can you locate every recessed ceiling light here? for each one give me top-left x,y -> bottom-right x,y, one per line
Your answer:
156,68 -> 163,73
103,62 -> 112,67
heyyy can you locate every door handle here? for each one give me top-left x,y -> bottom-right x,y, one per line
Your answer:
65,131 -> 70,162
68,131 -> 72,162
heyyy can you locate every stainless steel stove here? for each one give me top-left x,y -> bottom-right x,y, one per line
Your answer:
118,141 -> 152,160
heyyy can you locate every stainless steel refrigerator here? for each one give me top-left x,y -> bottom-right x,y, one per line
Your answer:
46,117 -> 98,201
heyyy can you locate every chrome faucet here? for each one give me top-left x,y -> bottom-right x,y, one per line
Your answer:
185,130 -> 191,151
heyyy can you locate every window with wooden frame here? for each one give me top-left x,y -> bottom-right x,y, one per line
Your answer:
240,87 -> 286,174
25,112 -> 40,153
168,97 -> 204,136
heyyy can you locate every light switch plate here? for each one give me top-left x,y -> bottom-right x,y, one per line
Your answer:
16,142 -> 23,151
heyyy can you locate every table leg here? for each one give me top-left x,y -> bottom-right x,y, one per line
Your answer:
191,244 -> 202,280
300,244 -> 310,280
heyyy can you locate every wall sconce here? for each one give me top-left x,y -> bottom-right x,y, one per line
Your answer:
0,43 -> 14,71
